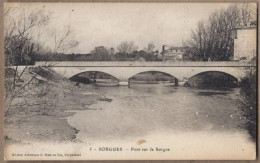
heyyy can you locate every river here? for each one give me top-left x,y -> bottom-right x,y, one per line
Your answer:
66,84 -> 256,159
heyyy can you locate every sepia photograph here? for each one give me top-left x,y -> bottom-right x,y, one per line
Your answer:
3,2 -> 257,160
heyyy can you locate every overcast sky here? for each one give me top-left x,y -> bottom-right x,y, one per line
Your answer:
5,3 -> 249,54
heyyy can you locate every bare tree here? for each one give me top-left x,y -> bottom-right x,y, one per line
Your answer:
4,6 -> 50,89
117,41 -> 138,54
90,46 -> 111,61
144,42 -> 155,53
186,4 -> 254,61
52,25 -> 79,54
4,6 -> 79,116
108,47 -> 116,55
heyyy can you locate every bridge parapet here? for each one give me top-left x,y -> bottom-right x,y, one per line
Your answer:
35,61 -> 255,67
33,61 -> 254,86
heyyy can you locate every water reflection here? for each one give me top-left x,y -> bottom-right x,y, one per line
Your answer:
67,84 -> 254,146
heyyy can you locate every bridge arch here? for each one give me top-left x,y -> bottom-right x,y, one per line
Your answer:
187,71 -> 239,87
128,70 -> 178,85
69,71 -> 119,84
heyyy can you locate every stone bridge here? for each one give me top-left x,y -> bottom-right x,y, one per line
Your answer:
35,61 -> 254,86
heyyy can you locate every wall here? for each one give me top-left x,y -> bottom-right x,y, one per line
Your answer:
234,27 -> 257,61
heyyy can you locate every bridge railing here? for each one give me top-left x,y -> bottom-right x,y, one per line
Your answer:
35,61 -> 255,67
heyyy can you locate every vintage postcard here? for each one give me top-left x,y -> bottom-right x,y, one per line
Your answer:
3,2 -> 257,160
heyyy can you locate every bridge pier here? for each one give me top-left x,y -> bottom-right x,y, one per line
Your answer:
175,78 -> 178,86
118,80 -> 129,86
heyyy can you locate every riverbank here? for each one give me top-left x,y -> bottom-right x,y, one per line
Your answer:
4,68 -> 112,144
4,67 -> 256,145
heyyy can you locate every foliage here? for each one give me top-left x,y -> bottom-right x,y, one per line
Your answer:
117,41 -> 138,54
185,4 -> 254,61
4,6 -> 79,116
90,46 -> 112,61
239,63 -> 257,140
144,42 -> 156,53
35,41 -> 160,61
4,7 -> 50,66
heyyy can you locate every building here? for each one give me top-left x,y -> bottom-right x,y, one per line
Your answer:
232,22 -> 257,61
159,45 -> 187,61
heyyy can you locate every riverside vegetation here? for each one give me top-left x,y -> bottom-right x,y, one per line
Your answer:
4,67 -> 113,144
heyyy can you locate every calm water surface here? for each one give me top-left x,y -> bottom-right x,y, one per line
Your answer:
67,84 -> 255,155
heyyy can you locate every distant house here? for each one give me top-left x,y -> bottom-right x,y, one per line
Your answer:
158,45 -> 188,61
232,21 -> 257,61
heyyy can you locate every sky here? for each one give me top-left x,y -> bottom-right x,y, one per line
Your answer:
5,3 -> 254,54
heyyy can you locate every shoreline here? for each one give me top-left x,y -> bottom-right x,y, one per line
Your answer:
4,67 -> 256,145
4,75 -> 111,145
